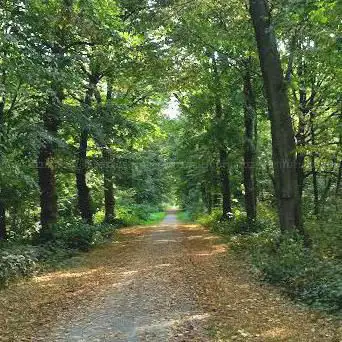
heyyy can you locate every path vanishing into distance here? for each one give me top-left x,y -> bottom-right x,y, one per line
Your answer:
1,212 -> 341,341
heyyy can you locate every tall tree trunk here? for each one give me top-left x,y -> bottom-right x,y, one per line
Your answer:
102,82 -> 116,223
38,89 -> 62,239
336,127 -> 342,198
201,177 -> 213,214
0,100 -> 7,241
243,66 -> 257,223
296,109 -> 306,202
76,84 -> 95,224
249,0 -> 303,234
0,200 -> 6,241
337,161 -> 342,197
103,148 -> 115,223
295,60 -> 313,206
311,154 -> 319,216
76,128 -> 93,224
212,56 -> 232,220
309,112 -> 319,216
219,148 -> 232,220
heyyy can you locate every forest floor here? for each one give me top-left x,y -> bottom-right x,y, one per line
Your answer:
1,212 -> 342,342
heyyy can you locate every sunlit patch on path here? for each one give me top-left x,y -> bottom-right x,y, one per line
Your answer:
1,212 -> 341,341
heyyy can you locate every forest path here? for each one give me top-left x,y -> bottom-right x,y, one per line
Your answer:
1,212 -> 342,341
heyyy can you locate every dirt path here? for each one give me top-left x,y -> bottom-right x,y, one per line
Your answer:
1,213 -> 341,341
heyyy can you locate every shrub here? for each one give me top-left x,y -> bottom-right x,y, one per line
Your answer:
250,232 -> 342,312
0,246 -> 38,287
253,233 -> 313,284
53,221 -> 95,251
203,203 -> 342,313
197,209 -> 221,227
0,216 -> 123,288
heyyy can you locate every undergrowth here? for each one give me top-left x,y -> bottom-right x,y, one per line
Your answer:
194,204 -> 342,314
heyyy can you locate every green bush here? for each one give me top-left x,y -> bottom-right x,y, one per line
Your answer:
253,233 -> 312,284
197,208 -> 269,236
117,202 -> 164,225
0,246 -> 38,287
52,220 -> 121,251
53,221 -> 95,251
197,209 -> 221,227
250,232 -> 342,312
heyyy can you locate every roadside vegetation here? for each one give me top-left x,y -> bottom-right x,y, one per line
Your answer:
176,207 -> 342,314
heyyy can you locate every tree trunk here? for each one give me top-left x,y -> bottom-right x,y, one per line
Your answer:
219,148 -> 232,220
103,148 -> 115,223
295,60 -> 314,206
76,127 -> 93,224
76,84 -> 94,224
296,152 -> 305,200
311,154 -> 319,216
336,128 -> 342,197
296,109 -> 306,201
249,0 -> 303,234
201,181 -> 213,215
337,161 -> 342,197
309,112 -> 319,216
0,200 -> 6,241
212,56 -> 232,220
100,82 -> 116,223
0,100 -> 7,241
243,66 -> 257,223
38,89 -> 61,239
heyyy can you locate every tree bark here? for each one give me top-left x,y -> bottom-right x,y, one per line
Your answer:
337,161 -> 342,197
0,99 -> 7,241
212,56 -> 232,220
249,0 -> 303,234
0,200 -> 6,241
203,182 -> 213,215
219,148 -> 232,220
309,112 -> 319,216
76,83 -> 95,224
101,82 -> 116,223
296,97 -> 306,202
38,88 -> 62,239
243,66 -> 257,223
103,148 -> 115,223
76,127 -> 93,224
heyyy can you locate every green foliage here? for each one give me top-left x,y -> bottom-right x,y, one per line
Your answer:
252,233 -> 342,312
197,205 -> 275,236
176,210 -> 193,223
307,211 -> 342,259
117,203 -> 164,226
0,219 -> 121,287
51,219 -> 122,252
143,211 -> 166,225
203,205 -> 342,313
53,221 -> 97,252
0,245 -> 38,287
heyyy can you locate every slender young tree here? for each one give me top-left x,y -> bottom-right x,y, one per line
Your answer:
212,56 -> 232,220
242,62 -> 257,222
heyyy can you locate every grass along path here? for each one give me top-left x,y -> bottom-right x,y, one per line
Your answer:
0,213 -> 341,341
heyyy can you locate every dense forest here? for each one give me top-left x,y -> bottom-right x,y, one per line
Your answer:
1,0 -> 341,313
